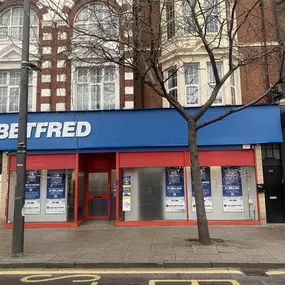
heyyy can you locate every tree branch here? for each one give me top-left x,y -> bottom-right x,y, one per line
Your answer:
196,78 -> 285,130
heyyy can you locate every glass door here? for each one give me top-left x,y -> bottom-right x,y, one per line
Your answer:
88,172 -> 111,219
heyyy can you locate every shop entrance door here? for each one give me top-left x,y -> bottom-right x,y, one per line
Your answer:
87,172 -> 111,219
264,165 -> 285,223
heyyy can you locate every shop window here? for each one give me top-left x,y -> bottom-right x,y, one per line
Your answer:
8,169 -> 75,223
120,167 -> 187,222
78,171 -> 85,220
189,166 -> 258,221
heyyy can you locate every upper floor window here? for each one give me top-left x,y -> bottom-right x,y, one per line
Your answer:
0,70 -> 34,113
204,0 -> 219,33
0,7 -> 38,41
183,1 -> 197,35
231,72 -> 236,105
166,0 -> 175,39
184,64 -> 199,105
167,68 -> 178,105
74,3 -> 118,38
75,67 -> 117,110
207,63 -> 223,104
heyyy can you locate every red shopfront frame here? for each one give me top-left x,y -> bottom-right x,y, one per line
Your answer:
4,153 -> 83,229
115,149 -> 260,227
4,149 -> 260,229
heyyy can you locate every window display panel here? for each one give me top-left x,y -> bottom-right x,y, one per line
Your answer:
120,167 -> 187,222
8,169 -> 75,223
77,171 -> 85,220
191,167 -> 212,213
188,166 -> 258,221
25,170 -> 41,215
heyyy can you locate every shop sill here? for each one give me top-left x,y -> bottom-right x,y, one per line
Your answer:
115,220 -> 261,227
4,221 -> 83,229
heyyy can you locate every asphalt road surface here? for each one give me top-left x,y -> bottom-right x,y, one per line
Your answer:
0,268 -> 285,285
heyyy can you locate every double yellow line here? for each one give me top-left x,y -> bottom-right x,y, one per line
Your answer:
0,269 -> 243,275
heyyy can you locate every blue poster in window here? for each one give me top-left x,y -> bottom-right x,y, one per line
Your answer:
24,170 -> 41,215
47,170 -> 66,199
123,176 -> 131,186
222,166 -> 244,212
191,167 -> 212,212
46,170 -> 66,214
25,170 -> 40,200
165,167 -> 185,212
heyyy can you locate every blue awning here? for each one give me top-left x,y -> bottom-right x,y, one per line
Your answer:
0,105 -> 282,151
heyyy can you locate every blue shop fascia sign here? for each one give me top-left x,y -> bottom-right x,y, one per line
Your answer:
0,106 -> 282,151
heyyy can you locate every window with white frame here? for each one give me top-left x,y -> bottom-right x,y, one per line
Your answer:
74,3 -> 118,38
166,0 -> 175,39
207,63 -> 223,104
184,64 -> 199,105
0,70 -> 34,113
231,72 -> 236,105
204,0 -> 219,33
75,67 -> 117,110
0,7 -> 38,41
167,68 -> 178,106
183,0 -> 197,34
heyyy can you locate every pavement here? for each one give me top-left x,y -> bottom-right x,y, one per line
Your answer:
1,268 -> 285,285
0,223 -> 285,268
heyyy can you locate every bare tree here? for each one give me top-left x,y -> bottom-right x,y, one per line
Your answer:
43,0 -> 285,244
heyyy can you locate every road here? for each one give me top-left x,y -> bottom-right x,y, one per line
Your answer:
0,268 -> 284,285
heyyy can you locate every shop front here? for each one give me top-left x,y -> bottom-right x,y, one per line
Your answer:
115,150 -> 258,226
0,105 -> 282,228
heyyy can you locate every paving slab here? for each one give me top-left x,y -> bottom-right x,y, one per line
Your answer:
0,224 -> 285,268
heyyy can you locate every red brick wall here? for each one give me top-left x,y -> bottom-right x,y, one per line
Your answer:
237,0 -> 280,104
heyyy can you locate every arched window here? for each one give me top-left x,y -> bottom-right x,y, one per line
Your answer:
0,7 -> 38,41
74,3 -> 118,37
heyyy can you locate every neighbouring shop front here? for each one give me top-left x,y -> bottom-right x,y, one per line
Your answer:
0,105 -> 282,228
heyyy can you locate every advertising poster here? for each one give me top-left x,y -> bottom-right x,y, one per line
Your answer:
165,167 -> 185,212
122,176 -> 131,211
46,170 -> 66,214
222,167 -> 244,212
192,167 -> 212,213
25,170 -> 41,215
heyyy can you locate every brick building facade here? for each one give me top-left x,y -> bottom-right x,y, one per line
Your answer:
0,0 -> 282,111
0,0 -> 284,227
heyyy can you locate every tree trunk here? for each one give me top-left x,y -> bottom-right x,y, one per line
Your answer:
188,120 -> 211,244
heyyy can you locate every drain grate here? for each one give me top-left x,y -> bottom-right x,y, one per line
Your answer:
241,268 -> 268,277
